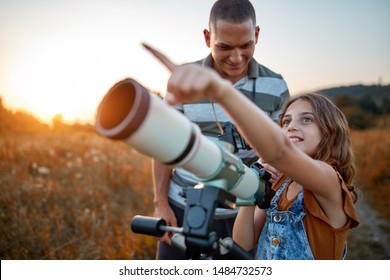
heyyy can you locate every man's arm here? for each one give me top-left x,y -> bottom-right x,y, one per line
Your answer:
152,160 -> 176,244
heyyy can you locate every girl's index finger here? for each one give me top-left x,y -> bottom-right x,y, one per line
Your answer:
142,43 -> 177,73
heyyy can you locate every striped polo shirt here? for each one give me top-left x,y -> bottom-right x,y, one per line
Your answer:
168,55 -> 289,217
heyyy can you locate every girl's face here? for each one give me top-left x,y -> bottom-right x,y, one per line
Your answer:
281,99 -> 323,157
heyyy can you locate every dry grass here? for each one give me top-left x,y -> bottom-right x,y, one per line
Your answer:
351,129 -> 390,219
346,129 -> 390,259
0,131 -> 156,259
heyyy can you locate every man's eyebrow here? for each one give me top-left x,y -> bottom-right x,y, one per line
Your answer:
216,42 -> 230,47
242,40 -> 255,46
216,40 -> 255,48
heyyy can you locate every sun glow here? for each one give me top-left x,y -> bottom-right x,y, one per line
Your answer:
6,33 -> 171,125
7,32 -> 124,124
2,0 -> 388,126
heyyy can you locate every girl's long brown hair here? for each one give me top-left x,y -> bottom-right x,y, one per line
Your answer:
278,92 -> 358,202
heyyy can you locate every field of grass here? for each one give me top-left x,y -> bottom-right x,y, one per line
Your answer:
0,131 -> 156,259
345,129 -> 390,259
0,128 -> 389,259
351,129 -> 390,220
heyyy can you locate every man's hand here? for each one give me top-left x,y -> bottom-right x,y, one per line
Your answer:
154,202 -> 177,245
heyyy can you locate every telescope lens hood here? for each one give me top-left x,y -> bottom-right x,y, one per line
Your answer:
96,78 -> 150,140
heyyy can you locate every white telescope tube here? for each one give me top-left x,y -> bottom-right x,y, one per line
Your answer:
95,78 -> 259,200
95,78 -> 222,178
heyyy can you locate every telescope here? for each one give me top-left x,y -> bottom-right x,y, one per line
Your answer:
95,78 -> 274,259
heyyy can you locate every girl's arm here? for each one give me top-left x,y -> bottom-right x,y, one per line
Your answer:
232,206 -> 255,251
145,45 -> 346,229
233,206 -> 266,251
165,64 -> 346,229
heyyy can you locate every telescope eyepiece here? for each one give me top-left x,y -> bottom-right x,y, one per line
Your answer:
250,162 -> 275,209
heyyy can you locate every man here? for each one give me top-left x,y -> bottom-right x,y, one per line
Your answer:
153,0 -> 289,259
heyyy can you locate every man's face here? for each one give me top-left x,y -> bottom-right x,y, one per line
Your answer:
204,18 -> 259,83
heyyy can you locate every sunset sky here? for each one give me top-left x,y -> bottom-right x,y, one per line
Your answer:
1,0 -> 389,124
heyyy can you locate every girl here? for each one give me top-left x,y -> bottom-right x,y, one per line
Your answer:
145,44 -> 359,260
233,93 -> 359,260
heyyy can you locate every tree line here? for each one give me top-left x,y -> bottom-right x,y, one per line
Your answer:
1,84 -> 389,134
321,84 -> 390,130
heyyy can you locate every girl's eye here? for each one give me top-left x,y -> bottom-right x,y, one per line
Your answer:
302,117 -> 313,123
282,119 -> 291,126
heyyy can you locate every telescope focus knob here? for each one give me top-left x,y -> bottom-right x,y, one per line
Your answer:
131,215 -> 167,237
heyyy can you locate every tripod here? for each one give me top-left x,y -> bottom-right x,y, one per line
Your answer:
131,185 -> 254,260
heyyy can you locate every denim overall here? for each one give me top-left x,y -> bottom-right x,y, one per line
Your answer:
257,179 -> 347,260
257,178 -> 312,259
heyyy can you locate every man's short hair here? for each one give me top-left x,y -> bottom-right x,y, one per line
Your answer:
209,0 -> 256,29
